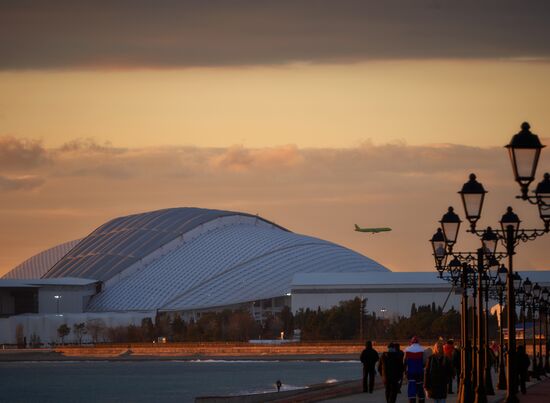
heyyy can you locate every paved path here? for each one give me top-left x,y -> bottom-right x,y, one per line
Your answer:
519,376 -> 550,403
319,375 -> 550,402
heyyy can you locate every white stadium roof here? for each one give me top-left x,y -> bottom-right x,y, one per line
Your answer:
0,278 -> 99,287
2,239 -> 81,280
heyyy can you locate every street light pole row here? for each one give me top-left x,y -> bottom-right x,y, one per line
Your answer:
430,122 -> 549,403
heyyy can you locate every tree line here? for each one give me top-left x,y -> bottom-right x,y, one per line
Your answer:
294,298 -> 464,341
45,308 -> 294,345
18,298 -> 491,345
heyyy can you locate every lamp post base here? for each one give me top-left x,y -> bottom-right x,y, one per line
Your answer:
497,363 -> 507,390
459,377 -> 473,403
474,386 -> 488,403
485,366 -> 495,395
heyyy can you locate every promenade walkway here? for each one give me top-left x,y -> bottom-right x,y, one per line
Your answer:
519,377 -> 550,403
319,376 -> 550,402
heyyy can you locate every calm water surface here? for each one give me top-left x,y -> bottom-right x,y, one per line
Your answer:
0,360 -> 361,403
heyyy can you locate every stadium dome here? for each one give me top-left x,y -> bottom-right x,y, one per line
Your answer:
3,208 -> 388,314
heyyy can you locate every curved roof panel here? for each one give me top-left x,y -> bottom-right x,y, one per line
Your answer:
86,222 -> 388,312
42,208 -> 285,282
2,239 -> 81,280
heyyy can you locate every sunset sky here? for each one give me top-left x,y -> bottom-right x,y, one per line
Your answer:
1,1 -> 549,276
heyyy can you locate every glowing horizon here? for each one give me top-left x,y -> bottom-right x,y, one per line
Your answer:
2,60 -> 550,150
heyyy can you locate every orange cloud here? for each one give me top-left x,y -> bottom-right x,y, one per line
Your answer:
0,136 -> 49,171
210,144 -> 304,172
0,175 -> 44,191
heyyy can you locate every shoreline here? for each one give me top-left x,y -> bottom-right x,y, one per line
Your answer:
0,350 -> 362,363
0,341 -> 416,362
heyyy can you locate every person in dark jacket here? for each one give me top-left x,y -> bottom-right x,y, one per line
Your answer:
453,343 -> 461,392
394,342 -> 404,394
424,340 -> 453,403
517,345 -> 530,395
378,342 -> 404,403
443,339 -> 456,394
360,340 -> 379,393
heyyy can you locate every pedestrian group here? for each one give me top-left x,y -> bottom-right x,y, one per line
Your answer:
360,336 -> 459,403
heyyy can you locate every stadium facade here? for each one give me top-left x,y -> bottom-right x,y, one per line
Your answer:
1,207 -> 549,344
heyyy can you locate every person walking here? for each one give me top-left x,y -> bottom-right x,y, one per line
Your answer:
453,342 -> 461,391
404,336 -> 426,403
394,342 -> 405,394
360,340 -> 379,393
490,340 -> 500,369
425,340 -> 453,403
378,342 -> 404,403
443,339 -> 456,394
517,345 -> 530,395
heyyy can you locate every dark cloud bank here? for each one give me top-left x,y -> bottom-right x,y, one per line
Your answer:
0,137 -> 49,170
1,0 -> 549,70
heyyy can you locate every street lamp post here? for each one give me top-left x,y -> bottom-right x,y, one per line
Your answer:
475,248 -> 488,403
542,288 -> 550,374
472,269 -> 479,393
504,122 -> 549,402
516,287 -> 527,346
459,261 -> 474,403
359,297 -> 366,340
543,289 -> 550,373
538,295 -> 544,375
532,283 -> 541,379
522,277 -> 535,377
474,248 -> 487,403
481,271 -> 495,396
54,295 -> 62,315
495,270 -> 507,390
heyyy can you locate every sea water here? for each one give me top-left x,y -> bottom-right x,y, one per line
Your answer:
0,360 -> 361,402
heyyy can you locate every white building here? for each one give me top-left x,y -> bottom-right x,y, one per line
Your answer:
290,271 -> 550,321
291,272 -> 460,320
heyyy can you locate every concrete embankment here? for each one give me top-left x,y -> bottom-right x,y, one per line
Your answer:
195,380 -> 362,403
58,342 -> 365,358
0,342 -> 371,361
0,349 -> 64,361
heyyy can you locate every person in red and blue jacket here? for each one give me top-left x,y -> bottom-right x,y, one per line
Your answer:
404,336 -> 426,403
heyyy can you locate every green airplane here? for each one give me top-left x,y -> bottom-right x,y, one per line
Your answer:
354,224 -> 392,234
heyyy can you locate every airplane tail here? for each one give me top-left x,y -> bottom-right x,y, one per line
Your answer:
354,224 -> 360,230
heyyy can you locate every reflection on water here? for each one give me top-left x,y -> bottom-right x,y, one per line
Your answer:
0,360 -> 361,402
